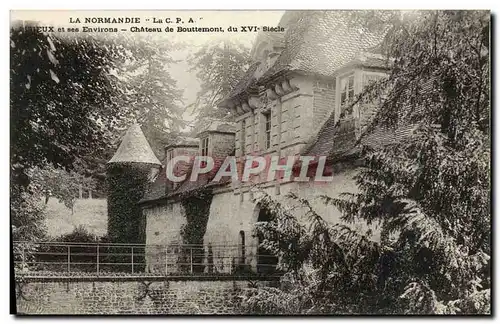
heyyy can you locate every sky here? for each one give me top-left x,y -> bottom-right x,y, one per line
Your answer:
10,10 -> 285,123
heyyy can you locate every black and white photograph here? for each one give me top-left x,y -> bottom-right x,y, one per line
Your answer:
9,9 -> 491,315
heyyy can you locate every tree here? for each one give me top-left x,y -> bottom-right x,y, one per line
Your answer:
31,164 -> 96,211
10,22 -> 132,240
187,40 -> 252,129
10,23 -> 186,241
11,177 -> 47,242
10,23 -> 131,188
332,10 -> 490,314
242,10 -> 490,315
118,35 -> 186,156
241,191 -> 386,314
68,35 -> 186,192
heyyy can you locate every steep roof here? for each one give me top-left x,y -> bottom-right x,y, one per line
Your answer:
304,115 -> 418,161
221,11 -> 386,104
305,118 -> 357,159
139,159 -> 232,205
222,12 -> 310,102
224,62 -> 261,100
340,52 -> 389,70
196,119 -> 237,137
249,11 -> 299,59
108,123 -> 161,165
165,136 -> 199,149
259,11 -> 385,82
306,72 -> 439,160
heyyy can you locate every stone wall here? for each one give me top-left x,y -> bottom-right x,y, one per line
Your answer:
234,73 -> 316,158
202,166 -> 382,272
144,203 -> 186,273
143,162 -> 381,274
15,278 -> 273,315
211,132 -> 235,159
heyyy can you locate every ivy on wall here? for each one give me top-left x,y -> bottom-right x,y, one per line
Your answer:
106,163 -> 151,271
178,187 -> 213,273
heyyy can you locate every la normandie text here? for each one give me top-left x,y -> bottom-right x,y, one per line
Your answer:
70,17 -> 141,24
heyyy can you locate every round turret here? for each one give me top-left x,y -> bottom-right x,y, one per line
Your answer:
106,124 -> 161,271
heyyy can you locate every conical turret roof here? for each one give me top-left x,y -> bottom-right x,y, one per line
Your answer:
108,123 -> 161,165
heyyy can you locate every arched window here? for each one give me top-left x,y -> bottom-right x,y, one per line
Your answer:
239,230 -> 246,264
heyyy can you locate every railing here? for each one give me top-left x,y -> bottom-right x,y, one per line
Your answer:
13,241 -> 279,277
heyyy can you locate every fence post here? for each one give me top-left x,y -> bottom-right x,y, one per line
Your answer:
131,247 -> 134,274
67,245 -> 71,273
190,247 -> 193,274
96,243 -> 100,274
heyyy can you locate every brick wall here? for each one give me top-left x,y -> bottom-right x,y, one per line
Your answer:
15,278 -> 273,315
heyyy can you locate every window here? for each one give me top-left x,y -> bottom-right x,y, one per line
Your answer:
241,119 -> 246,154
239,230 -> 246,265
339,74 -> 355,115
166,148 -> 174,163
200,137 -> 209,168
314,80 -> 335,90
264,112 -> 272,150
201,137 -> 209,156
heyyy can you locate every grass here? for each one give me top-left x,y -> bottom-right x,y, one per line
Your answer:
44,198 -> 107,238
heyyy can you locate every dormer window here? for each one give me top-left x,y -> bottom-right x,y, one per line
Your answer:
200,136 -> 210,168
201,137 -> 209,156
339,74 -> 355,116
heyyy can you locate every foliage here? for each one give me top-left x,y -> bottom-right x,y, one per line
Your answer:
106,163 -> 150,245
53,225 -> 101,243
179,188 -> 213,273
117,35 -> 186,156
11,168 -> 48,242
355,10 -> 489,137
340,10 -> 491,313
10,22 -> 129,242
31,163 -> 96,211
10,24 -> 129,187
241,191 -> 385,314
241,10 -> 490,315
11,183 -> 47,272
187,40 -> 252,129
10,23 -> 183,241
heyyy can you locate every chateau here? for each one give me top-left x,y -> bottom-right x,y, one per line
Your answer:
109,11 -> 401,274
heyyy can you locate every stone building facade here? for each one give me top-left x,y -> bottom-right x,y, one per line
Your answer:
131,11 -> 409,274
